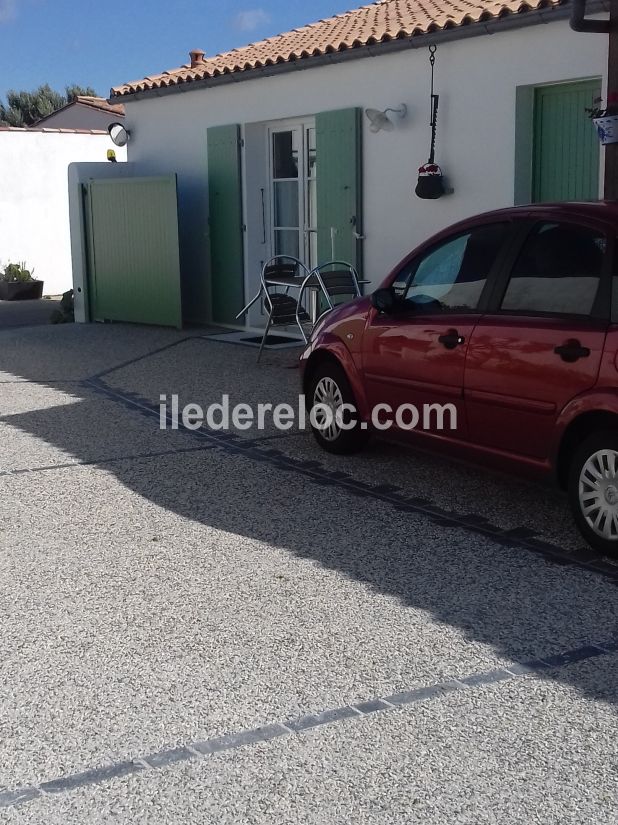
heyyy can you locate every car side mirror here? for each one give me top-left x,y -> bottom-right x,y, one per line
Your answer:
371,287 -> 396,314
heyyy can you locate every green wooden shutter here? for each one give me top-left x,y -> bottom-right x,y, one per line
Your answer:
532,80 -> 600,202
315,108 -> 363,273
207,124 -> 244,324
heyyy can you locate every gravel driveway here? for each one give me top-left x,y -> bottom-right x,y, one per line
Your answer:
0,324 -> 616,824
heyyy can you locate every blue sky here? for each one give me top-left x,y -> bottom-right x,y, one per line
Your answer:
0,0 -> 356,100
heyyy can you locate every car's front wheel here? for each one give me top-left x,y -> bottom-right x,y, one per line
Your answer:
569,431 -> 618,558
308,361 -> 370,454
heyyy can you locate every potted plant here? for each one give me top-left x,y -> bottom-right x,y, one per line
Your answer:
0,262 -> 44,301
586,93 -> 618,146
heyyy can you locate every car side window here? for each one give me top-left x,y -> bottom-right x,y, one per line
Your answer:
393,223 -> 508,312
501,222 -> 606,316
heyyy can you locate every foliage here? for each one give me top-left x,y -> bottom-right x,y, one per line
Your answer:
0,84 -> 98,127
65,85 -> 97,103
1,262 -> 35,283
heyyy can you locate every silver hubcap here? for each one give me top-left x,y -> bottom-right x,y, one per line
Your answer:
313,377 -> 344,442
579,449 -> 618,541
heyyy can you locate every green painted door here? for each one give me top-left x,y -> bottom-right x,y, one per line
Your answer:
86,176 -> 182,328
207,124 -> 244,324
532,80 -> 600,202
315,108 -> 363,272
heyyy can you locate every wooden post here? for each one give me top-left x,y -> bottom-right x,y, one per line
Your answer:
605,0 -> 618,200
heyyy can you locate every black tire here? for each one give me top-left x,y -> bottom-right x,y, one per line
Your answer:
568,430 -> 618,558
307,361 -> 370,455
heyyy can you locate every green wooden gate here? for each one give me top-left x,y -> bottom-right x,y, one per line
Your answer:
84,176 -> 182,328
531,80 -> 601,202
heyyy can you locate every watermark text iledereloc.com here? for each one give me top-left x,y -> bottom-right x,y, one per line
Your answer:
159,395 -> 457,434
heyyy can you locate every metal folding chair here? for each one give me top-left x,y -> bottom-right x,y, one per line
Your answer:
237,256 -> 311,361
301,260 -> 362,325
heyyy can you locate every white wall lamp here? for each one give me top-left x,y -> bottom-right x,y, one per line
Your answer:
365,104 -> 407,133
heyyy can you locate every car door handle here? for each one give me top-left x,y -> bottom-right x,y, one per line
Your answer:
554,339 -> 591,363
438,330 -> 465,350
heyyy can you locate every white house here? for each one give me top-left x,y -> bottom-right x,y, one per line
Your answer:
80,0 -> 610,327
0,127 -> 126,296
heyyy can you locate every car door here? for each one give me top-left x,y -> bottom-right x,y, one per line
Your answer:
362,222 -> 512,440
464,220 -> 611,459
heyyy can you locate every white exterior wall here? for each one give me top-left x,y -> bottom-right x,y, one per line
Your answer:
0,131 -> 126,296
120,17 -> 608,323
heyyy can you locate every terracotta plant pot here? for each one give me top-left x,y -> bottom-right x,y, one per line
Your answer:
0,280 -> 44,301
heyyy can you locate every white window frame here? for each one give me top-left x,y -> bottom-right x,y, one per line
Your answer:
266,116 -> 316,269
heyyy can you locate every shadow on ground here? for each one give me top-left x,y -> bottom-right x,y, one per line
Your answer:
0,299 -> 60,329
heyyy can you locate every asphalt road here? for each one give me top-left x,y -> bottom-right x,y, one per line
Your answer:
0,324 -> 616,824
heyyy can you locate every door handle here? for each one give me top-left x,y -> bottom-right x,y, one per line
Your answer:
438,329 -> 465,350
554,339 -> 591,363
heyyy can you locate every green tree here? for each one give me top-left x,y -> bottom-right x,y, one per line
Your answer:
65,84 -> 98,103
0,84 -> 99,127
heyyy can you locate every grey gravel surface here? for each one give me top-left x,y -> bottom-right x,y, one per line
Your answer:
0,384 -> 198,473
103,337 -> 584,549
0,324 -> 616,822
0,324 -> 211,382
3,658 -> 617,824
105,337 -> 302,439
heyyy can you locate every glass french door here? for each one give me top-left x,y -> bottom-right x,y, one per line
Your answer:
269,120 -> 317,269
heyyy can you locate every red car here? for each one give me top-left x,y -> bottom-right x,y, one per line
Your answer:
301,202 -> 618,556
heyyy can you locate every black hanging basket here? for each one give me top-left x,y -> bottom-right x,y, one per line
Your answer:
416,163 -> 445,200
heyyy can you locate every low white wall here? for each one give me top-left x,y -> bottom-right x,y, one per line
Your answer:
121,15 -> 608,324
0,130 -> 126,297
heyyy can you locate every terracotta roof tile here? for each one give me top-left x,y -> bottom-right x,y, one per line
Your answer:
76,96 -> 126,116
111,0 -> 562,97
0,126 -> 109,134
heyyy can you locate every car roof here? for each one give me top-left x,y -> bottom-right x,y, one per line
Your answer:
470,200 -> 618,225
386,201 -> 618,282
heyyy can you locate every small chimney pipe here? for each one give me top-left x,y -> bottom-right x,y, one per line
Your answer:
189,49 -> 206,69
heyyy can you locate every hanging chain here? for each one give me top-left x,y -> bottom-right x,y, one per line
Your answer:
429,44 -> 436,106
429,97 -> 439,165
428,44 -> 438,165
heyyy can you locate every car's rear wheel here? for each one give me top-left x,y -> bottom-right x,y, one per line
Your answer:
569,430 -> 618,557
308,361 -> 370,454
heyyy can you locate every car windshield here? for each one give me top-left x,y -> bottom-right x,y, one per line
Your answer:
396,224 -> 508,312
